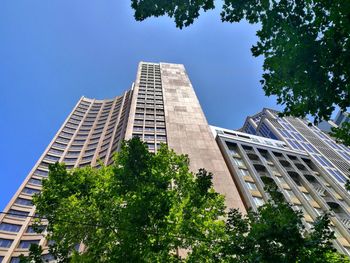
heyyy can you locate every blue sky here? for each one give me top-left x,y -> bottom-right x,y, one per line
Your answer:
0,1 -> 282,210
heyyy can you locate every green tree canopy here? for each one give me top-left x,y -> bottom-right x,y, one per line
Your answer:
23,138 -> 349,262
32,138 -> 226,262
189,183 -> 346,263
131,0 -> 350,136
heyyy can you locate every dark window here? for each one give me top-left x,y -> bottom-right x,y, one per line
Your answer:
8,209 -> 29,219
0,223 -> 22,232
15,198 -> 33,207
18,240 -> 40,249
22,187 -> 40,196
0,238 -> 13,248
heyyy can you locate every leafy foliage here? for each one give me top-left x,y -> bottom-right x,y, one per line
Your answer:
19,244 -> 44,263
131,0 -> 215,29
131,0 -> 350,124
194,183 -> 339,263
26,138 -> 346,262
32,138 -> 226,262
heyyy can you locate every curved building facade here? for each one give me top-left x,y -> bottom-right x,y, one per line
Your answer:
0,91 -> 133,262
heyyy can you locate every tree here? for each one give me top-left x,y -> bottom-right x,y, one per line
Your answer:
26,138 -> 347,262
31,138 -> 226,262
188,183 -> 342,263
131,0 -> 350,135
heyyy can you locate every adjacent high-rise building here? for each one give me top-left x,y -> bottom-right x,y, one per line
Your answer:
240,108 -> 350,187
0,62 -> 245,262
334,111 -> 350,127
317,110 -> 350,134
212,126 -> 350,255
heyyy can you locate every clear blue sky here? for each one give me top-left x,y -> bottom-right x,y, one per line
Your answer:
0,1 -> 282,210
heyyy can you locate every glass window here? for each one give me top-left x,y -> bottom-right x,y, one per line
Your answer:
284,189 -> 297,199
157,135 -> 166,141
275,176 -> 286,184
15,198 -> 33,207
232,158 -> 245,167
10,258 -> 21,263
26,226 -> 38,233
0,238 -> 13,248
239,169 -> 250,176
34,169 -> 48,177
302,192 -> 314,202
245,181 -> 258,190
8,209 -> 29,219
253,197 -> 264,207
28,178 -> 42,185
18,240 -> 40,249
0,223 -> 22,232
22,187 -> 40,196
147,143 -> 155,150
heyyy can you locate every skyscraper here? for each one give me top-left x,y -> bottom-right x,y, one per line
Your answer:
317,110 -> 349,134
334,111 -> 350,127
240,108 -> 350,187
212,126 -> 350,255
0,62 -> 244,262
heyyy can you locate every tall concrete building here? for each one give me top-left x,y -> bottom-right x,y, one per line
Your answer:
240,108 -> 350,187
212,126 -> 350,255
0,62 -> 244,262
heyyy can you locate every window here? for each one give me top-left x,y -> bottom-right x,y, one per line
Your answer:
239,169 -> 250,176
22,187 -> 40,196
26,225 -> 45,234
145,127 -> 155,132
28,178 -> 42,186
245,182 -> 258,191
144,134 -> 155,140
157,135 -> 166,141
52,142 -> 66,149
232,157 -> 245,167
70,145 -> 82,150
253,197 -> 264,207
48,148 -> 64,155
147,143 -> 155,150
73,139 -> 85,144
64,157 -> 77,163
34,169 -> 48,177
82,155 -> 93,161
18,240 -> 40,249
284,189 -> 297,199
15,198 -> 33,207
44,155 -> 60,162
275,176 -> 286,184
87,142 -> 98,148
10,256 -> 21,262
0,238 -> 13,248
0,223 -> 22,232
8,209 -> 29,219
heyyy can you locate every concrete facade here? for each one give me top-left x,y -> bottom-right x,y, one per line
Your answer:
241,108 -> 350,188
212,126 -> 350,255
